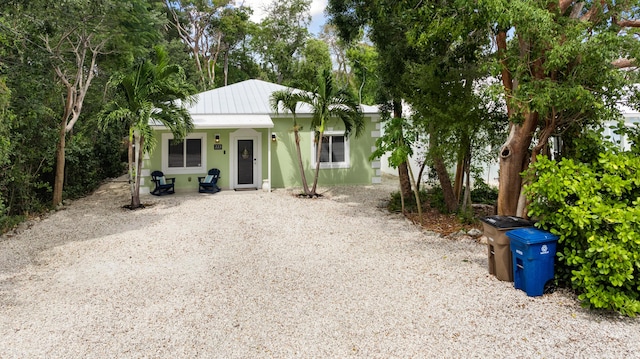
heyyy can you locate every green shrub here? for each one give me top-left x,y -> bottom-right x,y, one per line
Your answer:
470,178 -> 498,205
526,154 -> 640,316
388,189 -> 431,213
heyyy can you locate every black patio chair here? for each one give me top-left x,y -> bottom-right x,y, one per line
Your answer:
198,168 -> 221,193
150,170 -> 175,196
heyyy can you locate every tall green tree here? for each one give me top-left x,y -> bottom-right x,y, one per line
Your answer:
164,0 -> 233,90
215,6 -> 253,86
487,0 -> 640,215
252,0 -> 311,84
345,43 -> 379,106
290,38 -> 332,91
39,0 -> 118,207
328,0 -> 414,201
102,46 -> 195,209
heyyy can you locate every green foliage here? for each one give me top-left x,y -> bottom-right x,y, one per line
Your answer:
345,43 -> 379,105
288,38 -> 332,91
64,130 -> 126,199
0,77 -> 11,225
388,189 -> 431,213
252,0 -> 311,84
526,154 -> 640,316
470,178 -> 498,205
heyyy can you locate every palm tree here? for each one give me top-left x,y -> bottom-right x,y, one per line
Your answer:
101,46 -> 195,209
270,90 -> 313,196
306,68 -> 364,195
272,68 -> 364,196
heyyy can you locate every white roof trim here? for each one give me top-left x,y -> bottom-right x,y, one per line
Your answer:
152,114 -> 274,129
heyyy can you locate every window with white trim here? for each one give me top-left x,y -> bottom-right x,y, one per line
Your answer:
312,131 -> 350,169
162,133 -> 207,174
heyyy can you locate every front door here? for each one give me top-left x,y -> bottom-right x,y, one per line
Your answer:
237,139 -> 254,186
230,128 -> 262,190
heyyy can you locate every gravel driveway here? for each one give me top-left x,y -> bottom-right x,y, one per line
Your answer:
1,180 -> 638,358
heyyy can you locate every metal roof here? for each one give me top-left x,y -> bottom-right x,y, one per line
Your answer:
185,79 -> 380,116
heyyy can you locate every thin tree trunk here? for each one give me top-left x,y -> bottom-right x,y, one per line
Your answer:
462,149 -> 472,210
407,154 -> 422,220
52,118 -> 66,207
416,159 -> 427,192
294,128 -> 311,195
311,131 -> 323,195
223,50 -> 229,87
393,99 -> 412,200
131,133 -> 143,209
127,129 -> 136,207
453,158 -> 464,203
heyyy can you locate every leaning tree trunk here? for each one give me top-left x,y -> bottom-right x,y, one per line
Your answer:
432,153 -> 458,213
497,112 -> 539,216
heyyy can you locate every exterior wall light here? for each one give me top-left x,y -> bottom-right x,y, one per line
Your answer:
271,133 -> 277,142
215,134 -> 220,143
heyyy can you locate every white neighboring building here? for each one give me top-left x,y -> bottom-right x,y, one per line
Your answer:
380,104 -> 639,189
606,104 -> 640,151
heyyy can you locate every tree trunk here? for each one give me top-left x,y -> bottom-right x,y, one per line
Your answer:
453,158 -> 464,203
407,155 -> 422,220
310,131 -> 323,196
462,150 -> 472,210
432,152 -> 458,213
294,127 -> 311,195
416,159 -> 427,192
398,162 -> 412,200
393,99 -> 412,200
127,130 -> 136,208
497,112 -> 539,215
223,50 -> 229,87
52,118 -> 66,207
131,133 -> 143,209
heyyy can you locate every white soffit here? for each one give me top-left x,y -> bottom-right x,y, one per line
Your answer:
191,114 -> 274,129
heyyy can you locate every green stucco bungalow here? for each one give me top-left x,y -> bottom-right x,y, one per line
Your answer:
141,79 -> 382,193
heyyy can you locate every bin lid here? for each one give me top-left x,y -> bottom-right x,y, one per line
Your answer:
479,215 -> 535,229
506,228 -> 559,244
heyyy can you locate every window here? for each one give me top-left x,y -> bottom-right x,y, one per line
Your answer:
162,133 -> 207,174
313,131 -> 350,169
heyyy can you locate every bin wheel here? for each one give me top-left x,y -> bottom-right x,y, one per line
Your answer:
543,280 -> 556,295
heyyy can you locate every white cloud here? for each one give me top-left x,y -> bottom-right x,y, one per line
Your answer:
310,0 -> 328,17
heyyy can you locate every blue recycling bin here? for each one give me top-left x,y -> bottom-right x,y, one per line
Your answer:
506,228 -> 559,297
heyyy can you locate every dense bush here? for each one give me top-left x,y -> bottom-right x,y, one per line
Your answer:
470,178 -> 498,205
526,154 -> 640,316
388,189 -> 431,213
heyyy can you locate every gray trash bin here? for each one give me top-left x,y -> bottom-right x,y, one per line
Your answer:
480,216 -> 534,281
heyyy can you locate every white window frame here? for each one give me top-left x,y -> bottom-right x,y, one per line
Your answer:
162,132 -> 207,174
311,130 -> 350,169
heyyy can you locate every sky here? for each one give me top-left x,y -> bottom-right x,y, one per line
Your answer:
238,0 -> 329,36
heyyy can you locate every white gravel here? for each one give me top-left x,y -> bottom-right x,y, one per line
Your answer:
0,179 -> 638,358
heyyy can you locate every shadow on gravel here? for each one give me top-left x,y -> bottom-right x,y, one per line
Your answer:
0,181 -> 180,302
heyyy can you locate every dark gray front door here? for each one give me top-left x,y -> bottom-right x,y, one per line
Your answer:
237,139 -> 254,185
